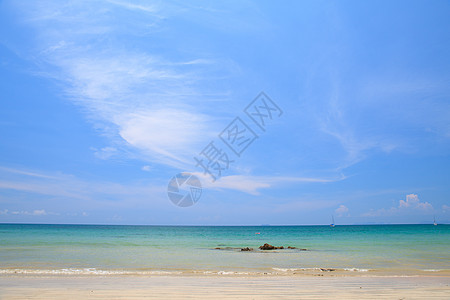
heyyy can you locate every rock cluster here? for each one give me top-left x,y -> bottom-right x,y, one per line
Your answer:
240,247 -> 253,251
214,244 -> 308,251
259,243 -> 284,250
289,246 -> 308,251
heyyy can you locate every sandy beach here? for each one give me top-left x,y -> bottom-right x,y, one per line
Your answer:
1,275 -> 449,299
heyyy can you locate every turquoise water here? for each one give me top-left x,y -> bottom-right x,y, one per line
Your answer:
0,224 -> 449,275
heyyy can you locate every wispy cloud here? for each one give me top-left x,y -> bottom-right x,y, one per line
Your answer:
195,173 -> 345,195
316,76 -> 399,169
106,0 -> 157,13
91,146 -> 118,160
11,0 -> 230,169
0,166 -> 164,206
0,166 -> 58,180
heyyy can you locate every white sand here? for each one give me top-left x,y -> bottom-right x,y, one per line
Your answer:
1,275 -> 449,299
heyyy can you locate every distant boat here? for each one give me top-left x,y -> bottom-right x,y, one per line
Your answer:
433,216 -> 437,226
330,215 -> 335,227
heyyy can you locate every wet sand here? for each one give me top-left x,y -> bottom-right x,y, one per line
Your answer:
1,275 -> 449,299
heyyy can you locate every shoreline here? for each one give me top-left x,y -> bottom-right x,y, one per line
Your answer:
1,267 -> 449,277
1,275 -> 449,299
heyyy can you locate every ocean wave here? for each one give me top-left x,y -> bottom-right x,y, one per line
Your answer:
272,267 -> 370,272
272,268 -> 298,272
0,268 -> 182,275
343,268 -> 369,272
196,270 -> 250,275
0,267 -> 389,276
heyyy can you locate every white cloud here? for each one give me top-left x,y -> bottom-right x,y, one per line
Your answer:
335,204 -> 349,217
141,165 -> 151,172
443,205 -> 450,212
399,194 -> 432,210
0,209 -> 8,215
363,194 -> 433,217
10,209 -> 55,216
32,209 -> 47,216
118,109 -> 213,167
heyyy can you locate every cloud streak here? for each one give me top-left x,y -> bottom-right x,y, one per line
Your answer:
195,173 -> 345,195
0,166 -> 164,206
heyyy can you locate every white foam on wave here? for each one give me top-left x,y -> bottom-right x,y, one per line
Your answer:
216,271 -> 249,275
1,267 -> 376,276
194,270 -> 249,275
343,268 -> 369,272
217,271 -> 235,275
0,268 -> 250,276
272,267 -> 370,272
0,268 -> 182,275
272,268 -> 298,272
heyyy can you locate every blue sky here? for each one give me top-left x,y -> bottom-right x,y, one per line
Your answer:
0,0 -> 449,225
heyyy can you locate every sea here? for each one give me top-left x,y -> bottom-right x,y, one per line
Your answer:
0,224 -> 449,276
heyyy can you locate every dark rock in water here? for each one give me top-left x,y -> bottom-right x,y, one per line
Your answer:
320,268 -> 336,272
259,243 -> 275,250
259,243 -> 284,250
258,244 -> 307,251
287,246 -> 308,250
241,247 -> 253,251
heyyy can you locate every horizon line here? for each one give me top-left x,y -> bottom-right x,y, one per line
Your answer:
0,222 -> 448,226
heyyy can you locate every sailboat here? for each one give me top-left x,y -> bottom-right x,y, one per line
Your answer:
330,215 -> 335,227
433,216 -> 437,226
